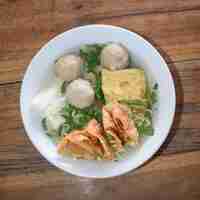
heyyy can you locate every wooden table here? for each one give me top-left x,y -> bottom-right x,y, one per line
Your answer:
1,1 -> 200,199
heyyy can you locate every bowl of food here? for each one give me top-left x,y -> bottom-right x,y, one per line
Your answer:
20,24 -> 175,178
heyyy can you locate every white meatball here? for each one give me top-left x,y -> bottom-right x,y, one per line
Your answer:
101,43 -> 129,70
65,79 -> 95,108
55,54 -> 82,81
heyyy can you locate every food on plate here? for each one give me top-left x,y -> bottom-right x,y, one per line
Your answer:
105,130 -> 123,154
55,54 -> 82,81
86,119 -> 114,160
58,119 -> 113,160
42,99 -> 65,137
31,82 -> 62,114
65,79 -> 95,109
58,130 -> 102,160
103,103 -> 138,145
102,68 -> 146,103
101,43 -> 129,70
33,42 -> 158,160
83,72 -> 96,86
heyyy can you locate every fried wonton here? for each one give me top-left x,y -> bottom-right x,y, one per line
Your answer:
85,119 -> 114,160
57,119 -> 114,160
57,130 -> 103,159
103,103 -> 139,146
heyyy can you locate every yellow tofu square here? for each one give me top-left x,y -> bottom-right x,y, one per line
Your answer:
102,68 -> 146,102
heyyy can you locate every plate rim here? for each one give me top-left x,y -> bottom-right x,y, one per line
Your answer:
20,24 -> 176,178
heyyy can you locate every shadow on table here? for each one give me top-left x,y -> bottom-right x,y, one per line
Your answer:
150,41 -> 184,156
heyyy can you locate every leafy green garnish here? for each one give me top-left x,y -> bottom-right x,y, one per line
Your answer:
57,124 -> 64,137
80,44 -> 106,104
60,81 -> 67,95
135,110 -> 153,136
128,54 -> 132,67
153,83 -> 158,90
80,44 -> 105,73
94,73 -> 106,104
90,105 -> 103,122
119,82 -> 158,136
60,123 -> 71,135
61,102 -> 102,134
151,83 -> 158,105
41,118 -> 48,130
119,99 -> 148,110
42,119 -> 65,140
105,132 -> 114,141
145,82 -> 158,108
130,108 -> 153,136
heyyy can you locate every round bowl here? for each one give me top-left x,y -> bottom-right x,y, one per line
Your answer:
20,24 -> 176,178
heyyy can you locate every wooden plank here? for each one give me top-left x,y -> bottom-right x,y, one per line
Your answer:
95,10 -> 200,62
0,59 -> 199,128
1,0 -> 200,29
0,59 -> 199,122
54,0 -> 200,23
0,125 -> 200,177
1,1 -> 200,199
0,59 -> 200,176
0,151 -> 200,200
169,60 -> 200,104
0,50 -> 35,84
0,0 -> 54,28
1,10 -> 200,83
0,13 -> 76,84
159,128 -> 200,155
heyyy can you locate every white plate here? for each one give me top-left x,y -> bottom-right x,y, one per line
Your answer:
20,24 -> 176,178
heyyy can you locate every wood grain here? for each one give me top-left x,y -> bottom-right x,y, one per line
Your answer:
1,126 -> 200,177
0,151 -> 200,200
0,61 -> 199,129
1,1 -> 200,198
1,9 -> 200,83
54,0 -> 200,21
96,10 -> 200,61
1,0 -> 200,28
0,59 -> 200,177
0,0 -> 55,30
